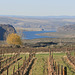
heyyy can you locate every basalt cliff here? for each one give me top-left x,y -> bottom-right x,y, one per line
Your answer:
0,24 -> 16,40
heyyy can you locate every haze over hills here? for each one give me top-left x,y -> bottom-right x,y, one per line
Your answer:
1,15 -> 75,18
0,16 -> 75,31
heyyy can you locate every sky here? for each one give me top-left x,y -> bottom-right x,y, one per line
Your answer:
0,0 -> 75,16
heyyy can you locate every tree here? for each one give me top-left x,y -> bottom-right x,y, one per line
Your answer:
6,33 -> 22,45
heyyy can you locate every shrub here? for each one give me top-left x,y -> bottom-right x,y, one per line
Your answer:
6,33 -> 22,45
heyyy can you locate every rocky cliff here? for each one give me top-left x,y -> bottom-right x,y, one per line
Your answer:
0,24 -> 16,40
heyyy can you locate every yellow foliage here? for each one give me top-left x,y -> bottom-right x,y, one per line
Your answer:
6,33 -> 22,45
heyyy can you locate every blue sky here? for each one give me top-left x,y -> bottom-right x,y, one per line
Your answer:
0,0 -> 75,16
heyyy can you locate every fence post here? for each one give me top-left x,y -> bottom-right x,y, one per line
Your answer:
34,52 -> 35,57
53,59 -> 54,66
0,56 -> 1,69
49,48 -> 51,56
25,61 -> 27,67
58,63 -> 60,75
54,61 -> 55,70
22,60 -> 25,74
13,66 -> 15,75
9,58 -> 11,62
64,67 -> 67,75
43,64 -> 45,75
52,52 -> 53,59
55,62 -> 56,71
55,62 -> 57,75
6,59 -> 7,64
61,65 -> 63,75
25,56 -> 26,61
7,67 -> 9,75
18,62 -> 20,75
63,67 -> 64,75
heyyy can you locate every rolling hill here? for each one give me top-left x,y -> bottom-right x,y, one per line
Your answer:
0,16 -> 75,31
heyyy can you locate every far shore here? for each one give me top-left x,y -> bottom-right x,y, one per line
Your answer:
1,37 -> 75,45
15,27 -> 43,31
37,31 -> 75,38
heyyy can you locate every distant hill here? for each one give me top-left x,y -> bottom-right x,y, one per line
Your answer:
0,24 -> 16,40
1,15 -> 75,18
58,24 -> 75,32
38,24 -> 75,38
0,16 -> 75,31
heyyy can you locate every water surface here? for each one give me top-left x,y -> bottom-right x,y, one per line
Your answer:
22,31 -> 56,39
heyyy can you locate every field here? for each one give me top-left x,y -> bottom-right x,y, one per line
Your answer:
31,53 -> 49,75
1,54 -> 29,75
30,52 -> 75,75
0,52 -> 75,75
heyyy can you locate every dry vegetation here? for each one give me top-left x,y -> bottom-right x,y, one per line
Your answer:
6,33 -> 22,45
0,37 -> 75,75
0,46 -> 75,75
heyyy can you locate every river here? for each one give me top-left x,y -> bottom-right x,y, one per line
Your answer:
22,31 -> 56,39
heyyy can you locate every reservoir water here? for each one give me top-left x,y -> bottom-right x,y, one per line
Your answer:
22,31 -> 56,39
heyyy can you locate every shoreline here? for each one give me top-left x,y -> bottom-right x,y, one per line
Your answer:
37,31 -> 75,38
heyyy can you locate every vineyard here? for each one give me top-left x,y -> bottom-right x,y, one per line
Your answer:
0,46 -> 75,53
0,52 -> 36,75
48,50 -> 67,75
0,47 -> 75,75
